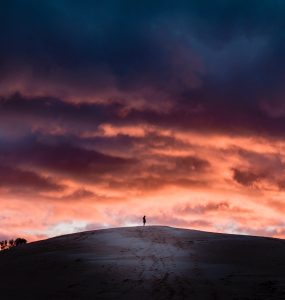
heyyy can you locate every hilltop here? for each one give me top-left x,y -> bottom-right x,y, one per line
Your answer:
0,226 -> 285,299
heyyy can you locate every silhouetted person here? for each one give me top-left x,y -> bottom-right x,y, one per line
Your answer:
143,215 -> 146,226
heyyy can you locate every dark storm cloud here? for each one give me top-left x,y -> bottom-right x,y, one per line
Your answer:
232,168 -> 264,187
106,155 -> 210,192
1,0 -> 198,95
109,100 -> 285,138
0,93 -> 117,136
0,140 -> 136,182
4,92 -> 285,139
0,125 -> 210,192
231,149 -> 285,191
2,0 -> 285,137
1,0 -> 285,114
0,163 -> 63,192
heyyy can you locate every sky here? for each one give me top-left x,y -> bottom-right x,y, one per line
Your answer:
1,0 -> 285,241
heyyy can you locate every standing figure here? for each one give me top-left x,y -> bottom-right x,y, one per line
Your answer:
143,215 -> 146,226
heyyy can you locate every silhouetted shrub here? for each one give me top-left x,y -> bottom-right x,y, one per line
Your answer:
0,241 -> 5,250
15,238 -> 27,246
9,239 -> 15,248
0,238 -> 27,251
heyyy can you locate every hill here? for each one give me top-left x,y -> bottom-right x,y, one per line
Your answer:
0,226 -> 285,299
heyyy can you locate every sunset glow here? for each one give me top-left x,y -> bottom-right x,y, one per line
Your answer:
1,1 -> 285,241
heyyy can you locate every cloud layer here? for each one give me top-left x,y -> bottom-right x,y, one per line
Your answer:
1,1 -> 285,240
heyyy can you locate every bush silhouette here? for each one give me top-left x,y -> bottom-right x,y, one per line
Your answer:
15,238 -> 27,246
0,238 -> 27,251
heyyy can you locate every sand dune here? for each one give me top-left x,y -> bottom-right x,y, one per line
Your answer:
0,226 -> 285,299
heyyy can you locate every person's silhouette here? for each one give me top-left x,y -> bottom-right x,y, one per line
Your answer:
143,215 -> 146,226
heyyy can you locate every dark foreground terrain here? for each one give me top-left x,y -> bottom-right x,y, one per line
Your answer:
0,226 -> 285,299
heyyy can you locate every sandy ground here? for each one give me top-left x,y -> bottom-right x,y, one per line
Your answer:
0,226 -> 285,299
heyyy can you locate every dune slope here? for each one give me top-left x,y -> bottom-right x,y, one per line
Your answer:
0,226 -> 285,299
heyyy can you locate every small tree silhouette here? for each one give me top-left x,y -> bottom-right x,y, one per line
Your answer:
0,238 -> 27,251
0,241 -> 4,250
15,238 -> 27,246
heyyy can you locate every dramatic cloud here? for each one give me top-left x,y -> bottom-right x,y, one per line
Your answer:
176,201 -> 250,215
1,1 -> 285,240
232,169 -> 264,187
0,163 -> 63,192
